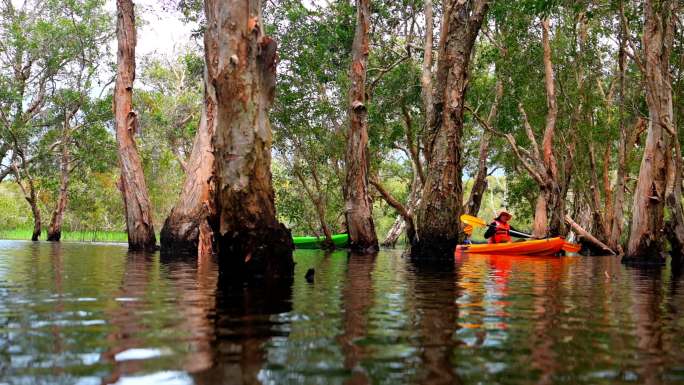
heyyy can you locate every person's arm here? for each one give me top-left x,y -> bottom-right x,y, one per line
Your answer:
483,222 -> 496,239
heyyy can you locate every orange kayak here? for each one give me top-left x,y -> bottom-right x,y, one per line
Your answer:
455,237 -> 565,256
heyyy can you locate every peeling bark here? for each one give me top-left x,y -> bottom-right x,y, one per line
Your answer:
160,78 -> 216,257
421,0 -> 435,161
204,0 -> 294,279
47,124 -> 70,242
345,0 -> 378,252
114,0 -> 156,251
626,0 -> 675,260
413,0 -> 489,259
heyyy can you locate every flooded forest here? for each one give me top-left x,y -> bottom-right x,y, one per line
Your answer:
1,0 -> 684,384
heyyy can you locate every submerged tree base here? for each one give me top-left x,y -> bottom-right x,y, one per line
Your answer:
216,224 -> 295,283
621,255 -> 666,267
46,231 -> 61,242
160,215 -> 205,257
410,237 -> 458,260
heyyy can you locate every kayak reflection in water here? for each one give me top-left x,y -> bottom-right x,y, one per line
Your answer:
484,210 -> 532,244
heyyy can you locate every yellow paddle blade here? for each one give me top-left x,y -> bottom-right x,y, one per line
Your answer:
460,214 -> 487,227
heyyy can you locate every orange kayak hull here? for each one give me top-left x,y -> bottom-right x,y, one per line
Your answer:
455,237 -> 565,257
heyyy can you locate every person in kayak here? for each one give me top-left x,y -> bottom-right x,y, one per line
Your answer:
484,210 -> 530,243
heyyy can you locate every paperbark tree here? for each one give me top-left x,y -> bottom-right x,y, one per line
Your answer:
12,158 -> 40,241
47,117 -> 71,241
114,0 -> 156,251
477,19 -> 565,238
204,0 -> 294,278
160,73 -> 216,257
465,77 -> 503,216
609,5 -> 630,252
420,0 -> 434,162
344,0 -> 378,252
413,0 -> 489,258
625,0 -> 676,260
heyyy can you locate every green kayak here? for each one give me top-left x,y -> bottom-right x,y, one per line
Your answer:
292,233 -> 349,249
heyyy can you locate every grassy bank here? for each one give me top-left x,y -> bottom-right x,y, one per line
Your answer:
0,229 -> 129,243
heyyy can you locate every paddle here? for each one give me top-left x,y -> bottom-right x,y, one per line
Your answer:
460,214 -> 581,253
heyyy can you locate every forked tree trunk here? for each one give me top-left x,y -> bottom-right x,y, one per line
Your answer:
47,127 -> 70,241
625,0 -> 675,260
294,166 -> 333,248
465,77 -> 503,216
204,0 -> 294,278
114,0 -> 156,251
413,0 -> 489,259
345,0 -> 378,252
160,79 -> 216,257
382,176 -> 421,247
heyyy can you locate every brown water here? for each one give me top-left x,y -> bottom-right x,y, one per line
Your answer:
0,240 -> 683,384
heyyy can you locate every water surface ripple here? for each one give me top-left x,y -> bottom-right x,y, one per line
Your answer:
0,240 -> 683,384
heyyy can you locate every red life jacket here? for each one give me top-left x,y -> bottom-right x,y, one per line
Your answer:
489,219 -> 512,244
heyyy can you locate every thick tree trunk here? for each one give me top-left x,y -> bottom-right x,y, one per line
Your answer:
539,19 -> 565,237
47,130 -> 69,241
160,85 -> 216,256
625,0 -> 675,260
420,0 -> 435,161
465,77 -> 503,216
114,0 -> 156,251
665,136 -> 684,262
413,0 -> 489,259
204,0 -> 294,279
344,0 -> 378,252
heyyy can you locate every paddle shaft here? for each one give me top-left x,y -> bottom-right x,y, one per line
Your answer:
482,222 -> 534,239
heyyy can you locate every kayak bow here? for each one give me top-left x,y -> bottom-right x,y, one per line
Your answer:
293,233 -> 349,249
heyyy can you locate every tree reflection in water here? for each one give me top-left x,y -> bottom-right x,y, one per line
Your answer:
192,264 -> 293,385
408,259 -> 462,385
338,252 -> 377,385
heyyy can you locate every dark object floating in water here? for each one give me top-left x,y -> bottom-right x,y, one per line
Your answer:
305,268 -> 315,283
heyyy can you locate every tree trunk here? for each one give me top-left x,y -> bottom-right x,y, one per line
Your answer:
465,77 -> 503,216
294,166 -> 333,248
204,0 -> 294,279
47,126 -> 70,241
12,162 -> 40,241
382,176 -> 421,247
539,19 -> 565,237
370,177 -> 416,244
114,0 -> 156,251
625,0 -> 675,260
420,0 -> 435,161
344,0 -> 378,252
160,80 -> 216,256
608,0 -> 630,252
412,0 -> 489,259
